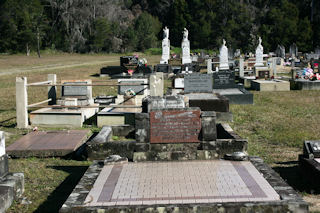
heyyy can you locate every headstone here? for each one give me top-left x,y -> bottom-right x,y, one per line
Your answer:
120,56 -> 138,67
150,108 -> 201,143
149,72 -> 164,97
154,64 -> 172,73
0,131 -> 5,157
276,45 -> 285,58
184,73 -> 213,93
212,71 -> 236,89
61,80 -> 92,99
181,28 -> 192,64
207,58 -> 213,73
290,43 -> 298,58
255,37 -> 264,67
271,57 -> 277,77
142,96 -> 186,112
219,39 -> 229,70
239,58 -> 244,78
160,27 -> 170,64
118,79 -> 148,95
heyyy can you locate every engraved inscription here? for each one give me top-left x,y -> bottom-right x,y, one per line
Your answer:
150,110 -> 201,143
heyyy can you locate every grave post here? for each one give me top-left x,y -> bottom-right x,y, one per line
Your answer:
16,77 -> 28,129
48,74 -> 57,105
207,58 -> 213,74
272,57 -> 277,78
239,58 -> 244,78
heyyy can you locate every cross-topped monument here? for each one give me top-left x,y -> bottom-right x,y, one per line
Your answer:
160,26 -> 170,64
219,39 -> 229,70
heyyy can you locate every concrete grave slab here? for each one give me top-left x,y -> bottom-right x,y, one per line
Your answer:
251,79 -> 290,91
61,158 -> 308,212
6,130 -> 90,157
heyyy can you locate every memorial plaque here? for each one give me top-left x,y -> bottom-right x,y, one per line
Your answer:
62,81 -> 88,96
150,109 -> 201,143
213,71 -> 236,89
184,74 -> 213,93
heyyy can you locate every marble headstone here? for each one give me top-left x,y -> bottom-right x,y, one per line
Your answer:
0,131 -> 5,157
219,39 -> 229,70
160,27 -> 170,64
239,58 -> 244,78
181,28 -> 192,64
255,37 -> 264,67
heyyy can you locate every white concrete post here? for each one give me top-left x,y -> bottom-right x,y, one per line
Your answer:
207,58 -> 212,73
239,58 -> 244,78
150,72 -> 164,97
0,131 -> 5,157
16,77 -> 28,128
272,58 -> 277,78
48,74 -> 57,105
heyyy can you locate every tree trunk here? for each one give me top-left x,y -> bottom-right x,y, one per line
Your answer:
26,43 -> 30,56
37,27 -> 41,58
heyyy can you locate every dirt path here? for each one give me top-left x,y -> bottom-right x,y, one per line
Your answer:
0,60 -> 118,76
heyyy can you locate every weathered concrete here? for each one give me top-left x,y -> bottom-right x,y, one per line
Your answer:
251,79 -> 290,91
16,77 -> 28,128
91,126 -> 112,143
290,79 -> 320,90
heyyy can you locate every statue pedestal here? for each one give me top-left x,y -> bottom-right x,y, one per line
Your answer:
160,39 -> 170,64
182,39 -> 191,64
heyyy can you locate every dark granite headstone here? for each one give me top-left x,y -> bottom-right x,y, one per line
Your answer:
135,65 -> 153,74
150,108 -> 201,143
62,81 -> 88,96
120,56 -> 138,67
212,71 -> 236,89
154,64 -> 172,73
184,73 -> 213,93
303,141 -> 320,158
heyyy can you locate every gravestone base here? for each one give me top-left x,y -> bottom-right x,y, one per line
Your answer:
251,80 -> 290,91
213,87 -> 254,105
30,106 -> 98,127
290,79 -> 320,90
186,93 -> 229,112
0,168 -> 24,213
86,123 -> 245,161
97,107 -> 141,127
239,76 -> 256,88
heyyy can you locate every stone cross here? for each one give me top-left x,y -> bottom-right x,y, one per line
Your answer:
0,131 -> 5,157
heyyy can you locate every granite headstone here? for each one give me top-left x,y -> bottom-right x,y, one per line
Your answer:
184,73 -> 213,93
213,71 -> 236,89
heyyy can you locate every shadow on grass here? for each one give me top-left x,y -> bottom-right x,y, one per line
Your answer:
273,161 -> 320,194
34,166 -> 88,213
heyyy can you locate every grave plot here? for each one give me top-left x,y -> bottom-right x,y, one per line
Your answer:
6,130 -> 90,157
97,73 -> 163,127
0,132 -> 24,213
87,95 -> 247,162
60,158 -> 308,212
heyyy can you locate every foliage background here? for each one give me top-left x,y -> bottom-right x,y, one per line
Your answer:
0,0 -> 318,54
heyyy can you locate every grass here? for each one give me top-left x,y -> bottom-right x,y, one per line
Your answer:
0,53 -> 320,212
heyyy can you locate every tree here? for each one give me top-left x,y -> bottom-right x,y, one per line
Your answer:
92,18 -> 111,52
134,12 -> 161,51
